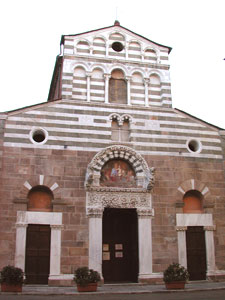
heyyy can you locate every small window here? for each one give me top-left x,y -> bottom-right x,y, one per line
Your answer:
30,127 -> 48,145
112,41 -> 124,52
187,139 -> 202,153
111,118 -> 130,142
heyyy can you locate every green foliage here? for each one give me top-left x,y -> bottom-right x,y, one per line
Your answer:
0,265 -> 24,284
163,263 -> 189,283
74,267 -> 101,286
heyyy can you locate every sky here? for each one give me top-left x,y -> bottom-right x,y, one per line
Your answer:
1,0 -> 225,128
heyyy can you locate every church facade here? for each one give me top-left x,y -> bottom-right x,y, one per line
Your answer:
0,21 -> 225,286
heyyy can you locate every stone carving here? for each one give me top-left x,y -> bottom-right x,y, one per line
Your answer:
87,191 -> 151,210
176,226 -> 187,231
84,145 -> 155,191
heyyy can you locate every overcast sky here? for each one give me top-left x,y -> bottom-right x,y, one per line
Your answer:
1,0 -> 225,128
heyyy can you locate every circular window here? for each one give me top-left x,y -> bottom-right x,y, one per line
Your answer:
112,41 -> 124,52
30,127 -> 48,145
187,139 -> 202,153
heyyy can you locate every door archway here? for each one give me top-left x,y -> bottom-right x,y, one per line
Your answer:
85,145 -> 155,283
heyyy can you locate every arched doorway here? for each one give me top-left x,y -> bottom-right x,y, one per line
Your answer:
85,145 -> 155,283
25,185 -> 53,284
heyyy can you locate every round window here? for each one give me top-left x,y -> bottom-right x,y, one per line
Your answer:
30,127 -> 48,145
112,41 -> 124,52
187,139 -> 202,153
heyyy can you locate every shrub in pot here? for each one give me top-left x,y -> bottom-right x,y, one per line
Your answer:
163,263 -> 189,289
74,267 -> 101,292
0,265 -> 24,292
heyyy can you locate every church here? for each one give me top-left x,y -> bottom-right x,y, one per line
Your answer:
0,21 -> 225,286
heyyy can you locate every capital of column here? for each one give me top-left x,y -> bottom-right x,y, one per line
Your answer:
86,72 -> 92,78
50,225 -> 64,230
144,78 -> 150,85
15,223 -> 28,228
126,76 -> 132,82
137,208 -> 154,218
87,207 -> 103,218
104,73 -> 111,79
176,226 -> 187,231
204,225 -> 216,231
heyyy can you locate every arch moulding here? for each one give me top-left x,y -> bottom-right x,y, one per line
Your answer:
85,145 -> 155,216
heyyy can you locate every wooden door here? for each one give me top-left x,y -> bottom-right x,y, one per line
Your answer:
25,224 -> 51,284
102,208 -> 138,283
186,226 -> 207,280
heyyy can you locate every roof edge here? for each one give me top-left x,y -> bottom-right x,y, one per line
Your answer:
60,21 -> 172,53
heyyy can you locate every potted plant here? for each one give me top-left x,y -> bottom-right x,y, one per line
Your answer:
74,267 -> 101,292
0,265 -> 24,292
163,263 -> 189,289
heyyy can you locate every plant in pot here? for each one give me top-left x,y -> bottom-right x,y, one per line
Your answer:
163,263 -> 189,289
0,265 -> 24,292
74,267 -> 101,292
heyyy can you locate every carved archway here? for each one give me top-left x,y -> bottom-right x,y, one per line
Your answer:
85,145 -> 155,281
85,145 -> 155,191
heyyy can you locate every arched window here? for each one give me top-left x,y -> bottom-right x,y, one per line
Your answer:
90,68 -> 105,102
149,73 -> 161,106
128,41 -> 141,60
111,116 -> 130,142
183,190 -> 203,213
109,69 -> 127,104
144,48 -> 157,62
76,40 -> 90,55
72,67 -> 87,101
27,185 -> 53,212
93,37 -> 106,56
130,72 -> 145,106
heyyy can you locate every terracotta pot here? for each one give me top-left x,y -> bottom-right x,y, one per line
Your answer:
77,282 -> 98,292
1,283 -> 22,292
165,281 -> 185,289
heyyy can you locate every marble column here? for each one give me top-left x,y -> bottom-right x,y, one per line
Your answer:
15,223 -> 27,271
87,208 -> 103,276
104,74 -> 110,104
144,78 -> 149,107
204,226 -> 216,275
49,225 -> 63,276
137,208 -> 154,280
126,76 -> 131,105
176,226 -> 187,268
86,72 -> 91,102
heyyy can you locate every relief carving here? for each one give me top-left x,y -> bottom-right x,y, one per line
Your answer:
84,145 -> 155,191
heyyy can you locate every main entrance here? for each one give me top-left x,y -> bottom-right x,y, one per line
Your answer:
102,208 -> 139,283
186,226 -> 207,280
25,224 -> 51,284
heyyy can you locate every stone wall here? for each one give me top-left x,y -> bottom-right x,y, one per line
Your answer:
0,145 -> 225,275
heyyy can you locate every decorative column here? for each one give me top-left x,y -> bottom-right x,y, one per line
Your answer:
49,225 -> 63,277
104,74 -> 110,104
126,76 -> 131,106
176,226 -> 187,268
204,226 -> 216,275
144,78 -> 149,107
15,223 -> 27,271
86,72 -> 91,102
87,207 -> 103,277
137,208 -> 154,281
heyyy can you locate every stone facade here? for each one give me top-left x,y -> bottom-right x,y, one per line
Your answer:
0,21 -> 225,286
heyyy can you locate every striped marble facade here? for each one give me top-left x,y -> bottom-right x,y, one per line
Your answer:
62,24 -> 172,107
3,100 -> 223,159
2,23 -> 223,160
